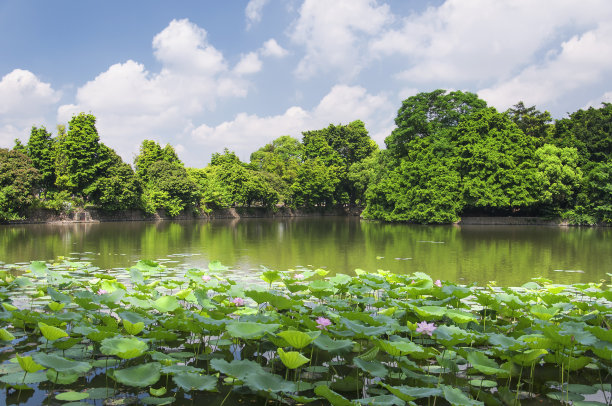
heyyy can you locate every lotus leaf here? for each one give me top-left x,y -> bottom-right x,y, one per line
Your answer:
141,396 -> 175,405
38,322 -> 69,341
446,309 -> 478,324
467,352 -> 508,376
243,371 -> 296,393
0,371 -> 48,384
469,379 -> 497,388
55,391 -> 89,401
100,336 -> 147,359
277,330 -> 320,349
0,328 -> 15,341
442,385 -> 484,406
511,349 -> 548,366
210,359 -> 266,380
226,321 -> 280,339
86,387 -> 116,399
112,362 -> 161,387
173,373 -> 217,391
123,319 -> 145,335
152,296 -> 180,313
17,354 -> 45,373
353,357 -> 388,377
377,339 -> 423,357
313,335 -> 354,354
314,384 -> 355,405
161,365 -> 202,374
33,353 -> 91,374
277,348 -> 309,369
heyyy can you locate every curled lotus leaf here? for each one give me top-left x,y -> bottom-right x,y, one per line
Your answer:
277,330 -> 320,349
277,348 -> 309,369
38,322 -> 69,341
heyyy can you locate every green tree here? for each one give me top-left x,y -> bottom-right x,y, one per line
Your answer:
291,158 -> 340,208
0,148 -> 40,221
506,102 -> 553,142
27,126 -> 56,191
134,140 -> 182,181
533,144 -> 582,212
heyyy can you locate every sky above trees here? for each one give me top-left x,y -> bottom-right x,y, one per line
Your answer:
1,0 -> 611,167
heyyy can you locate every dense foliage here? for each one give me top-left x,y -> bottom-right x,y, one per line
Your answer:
0,260 -> 609,404
5,93 -> 612,223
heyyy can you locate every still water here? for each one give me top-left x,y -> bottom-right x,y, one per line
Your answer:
1,217 -> 610,285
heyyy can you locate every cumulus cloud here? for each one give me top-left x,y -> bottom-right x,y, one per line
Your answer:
0,69 -> 61,146
191,85 -> 394,162
246,0 -> 269,29
290,0 -> 392,80
57,19 -> 252,162
479,22 -> 612,111
260,39 -> 288,58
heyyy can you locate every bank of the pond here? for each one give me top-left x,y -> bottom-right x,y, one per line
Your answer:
5,206 -> 363,224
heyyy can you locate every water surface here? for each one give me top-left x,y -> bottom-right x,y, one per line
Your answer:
1,217 -> 609,285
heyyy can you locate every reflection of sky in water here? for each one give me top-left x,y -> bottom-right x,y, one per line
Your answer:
0,218 -> 610,286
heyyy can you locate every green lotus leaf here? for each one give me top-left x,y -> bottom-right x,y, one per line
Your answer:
377,339 -> 423,357
84,387 -> 116,399
46,369 -> 79,384
243,371 -> 296,393
469,379 -> 497,388
329,273 -> 352,286
511,349 -> 548,366
313,335 -> 354,354
467,352 -> 508,376
150,387 -> 167,397
487,333 -> 523,350
546,392 -> 585,401
53,337 -> 81,350
30,261 -> 49,276
330,376 -> 362,392
161,365 -> 202,374
47,301 -> 66,312
442,385 -> 484,406
100,336 -> 147,359
55,391 -> 89,401
277,330 -> 320,349
413,305 -> 446,320
529,304 -> 559,320
226,321 -> 280,339
277,348 -> 309,369
48,287 -> 72,303
172,373 -> 217,392
210,359 -> 266,380
314,385 -> 355,406
0,328 -> 15,341
0,371 -> 48,384
33,353 -> 91,374
112,362 -> 161,387
261,270 -> 282,285
123,320 -> 145,335
38,322 -> 69,341
355,395 -> 404,406
353,358 -> 388,378
445,309 -> 477,324
152,296 -> 180,313
358,346 -> 379,362
208,260 -> 228,272
141,396 -> 175,405
289,394 -> 319,404
588,326 -> 612,342
380,384 -> 442,401
17,355 -> 45,373
563,384 -> 598,395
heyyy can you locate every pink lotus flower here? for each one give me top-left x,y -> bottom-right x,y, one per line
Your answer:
316,317 -> 332,330
201,275 -> 211,282
434,279 -> 442,287
294,273 -> 305,280
231,297 -> 244,306
97,289 -> 108,295
416,321 -> 436,336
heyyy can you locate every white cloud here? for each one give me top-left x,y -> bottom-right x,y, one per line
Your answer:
371,0 -> 612,85
234,52 -> 263,75
290,0 -> 393,80
479,22 -> 612,110
57,19 -> 251,163
584,91 -> 612,109
246,0 -> 269,29
0,69 -> 61,146
260,39 -> 288,58
191,85 -> 394,161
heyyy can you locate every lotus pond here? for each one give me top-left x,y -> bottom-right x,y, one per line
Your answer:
0,259 -> 610,406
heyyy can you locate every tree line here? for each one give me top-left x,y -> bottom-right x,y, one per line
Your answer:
1,90 -> 610,224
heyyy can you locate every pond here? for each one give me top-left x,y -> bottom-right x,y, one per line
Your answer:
1,216 -> 610,286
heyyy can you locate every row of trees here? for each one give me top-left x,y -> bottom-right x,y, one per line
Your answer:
1,91 -> 610,223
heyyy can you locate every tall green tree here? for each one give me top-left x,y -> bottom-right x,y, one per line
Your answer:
0,148 -> 40,221
27,126 -> 56,191
506,102 -> 553,142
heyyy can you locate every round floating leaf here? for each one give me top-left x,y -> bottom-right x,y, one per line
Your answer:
354,358 -> 388,378
85,387 -> 116,399
100,336 -> 147,359
226,321 -> 280,340
56,391 -> 89,401
173,373 -> 217,392
313,335 -> 354,354
563,384 -> 598,395
277,330 -> 320,349
546,392 -> 585,401
442,386 -> 483,406
277,348 -> 309,369
210,359 -> 266,380
469,379 -> 497,388
38,322 -> 68,341
33,353 -> 91,374
0,371 -> 48,384
153,296 -> 180,313
244,371 -> 296,393
141,397 -> 175,405
113,362 -> 161,387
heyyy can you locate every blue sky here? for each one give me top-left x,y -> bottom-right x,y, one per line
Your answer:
1,0 -> 611,167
